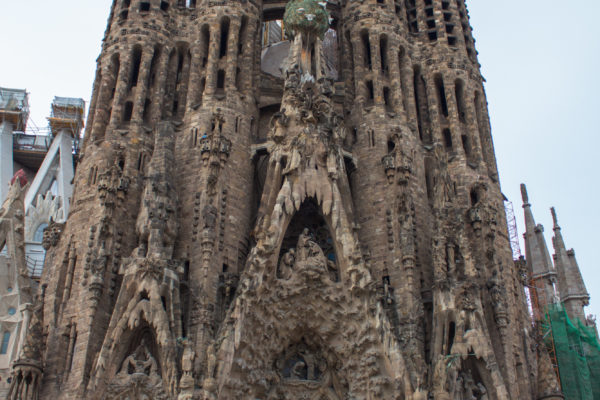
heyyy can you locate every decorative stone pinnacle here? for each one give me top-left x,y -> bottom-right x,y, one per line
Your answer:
551,207 -> 560,229
284,0 -> 330,40
520,183 -> 529,205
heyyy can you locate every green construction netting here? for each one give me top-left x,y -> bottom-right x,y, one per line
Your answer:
545,303 -> 600,400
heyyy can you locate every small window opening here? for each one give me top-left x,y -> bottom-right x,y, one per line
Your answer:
217,70 -> 225,90
383,87 -> 392,110
446,322 -> 456,355
361,30 -> 372,69
455,79 -> 466,123
387,140 -> 396,153
160,1 -> 169,11
161,296 -> 167,311
380,36 -> 388,74
1,332 -> 10,354
222,264 -> 229,273
122,101 -> 134,123
405,0 -> 418,33
120,10 -> 129,20
443,128 -> 453,149
142,99 -> 152,124
366,80 -> 374,101
239,16 -> 248,55
428,31 -> 438,41
470,188 -> 479,205
129,47 -> 143,89
220,18 -> 230,58
140,2 -> 150,12
462,134 -> 471,157
425,160 -> 433,201
435,74 -> 449,117
118,157 -> 125,171
201,25 -> 210,67
370,130 -> 376,147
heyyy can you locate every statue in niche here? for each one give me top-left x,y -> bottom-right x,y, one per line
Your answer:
432,143 -> 454,209
296,228 -> 325,263
202,204 -> 218,231
450,367 -> 489,400
279,248 -> 296,280
105,337 -> 168,400
281,349 -> 323,382
119,341 -> 158,377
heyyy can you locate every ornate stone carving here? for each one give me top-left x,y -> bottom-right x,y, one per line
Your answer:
104,338 -> 168,400
41,219 -> 66,249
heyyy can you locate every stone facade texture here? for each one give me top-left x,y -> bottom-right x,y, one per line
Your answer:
9,0 -> 567,399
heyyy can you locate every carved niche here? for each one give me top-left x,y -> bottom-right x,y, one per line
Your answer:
104,333 -> 168,400
277,200 -> 339,283
268,341 -> 345,400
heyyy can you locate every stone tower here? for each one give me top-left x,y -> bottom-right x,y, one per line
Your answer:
16,0 -> 564,399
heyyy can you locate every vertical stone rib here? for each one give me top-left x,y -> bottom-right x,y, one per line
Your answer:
91,58 -> 119,142
351,34 -> 366,103
186,46 -> 203,109
131,47 -> 155,124
152,45 -> 171,125
369,30 -> 383,104
425,75 -> 443,143
444,76 -> 465,157
388,47 -> 405,117
225,18 -> 242,91
463,85 -> 484,163
108,49 -> 133,132
205,23 -> 221,97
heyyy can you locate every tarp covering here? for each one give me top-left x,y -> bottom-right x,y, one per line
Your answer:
0,87 -> 28,113
546,303 -> 600,399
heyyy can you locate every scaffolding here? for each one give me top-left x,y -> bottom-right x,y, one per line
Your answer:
0,87 -> 30,131
47,96 -> 85,138
504,200 -> 522,260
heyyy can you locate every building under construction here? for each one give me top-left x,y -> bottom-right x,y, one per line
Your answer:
519,184 -> 599,399
0,89 -> 83,397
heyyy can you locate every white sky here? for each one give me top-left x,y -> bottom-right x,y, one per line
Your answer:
1,0 -> 598,319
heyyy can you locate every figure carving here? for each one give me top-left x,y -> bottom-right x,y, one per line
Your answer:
279,248 -> 296,280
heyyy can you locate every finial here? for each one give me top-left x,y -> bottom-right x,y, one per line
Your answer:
551,207 -> 560,229
284,0 -> 330,40
520,183 -> 529,205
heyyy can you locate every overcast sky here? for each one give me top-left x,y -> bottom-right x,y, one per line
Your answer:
1,1 -> 598,319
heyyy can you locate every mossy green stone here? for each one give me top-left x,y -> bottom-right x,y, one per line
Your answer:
283,0 -> 330,40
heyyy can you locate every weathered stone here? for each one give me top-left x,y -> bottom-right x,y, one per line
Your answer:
13,1 -> 576,399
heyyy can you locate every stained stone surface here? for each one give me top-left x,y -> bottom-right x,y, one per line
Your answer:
8,1 -> 567,399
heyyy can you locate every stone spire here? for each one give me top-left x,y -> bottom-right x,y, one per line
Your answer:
7,285 -> 46,400
521,184 -> 557,312
551,207 -> 589,323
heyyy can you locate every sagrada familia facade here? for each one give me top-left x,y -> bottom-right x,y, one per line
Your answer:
3,0 -> 590,398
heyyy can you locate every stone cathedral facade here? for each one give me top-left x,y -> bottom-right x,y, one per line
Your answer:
6,0 -> 566,399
